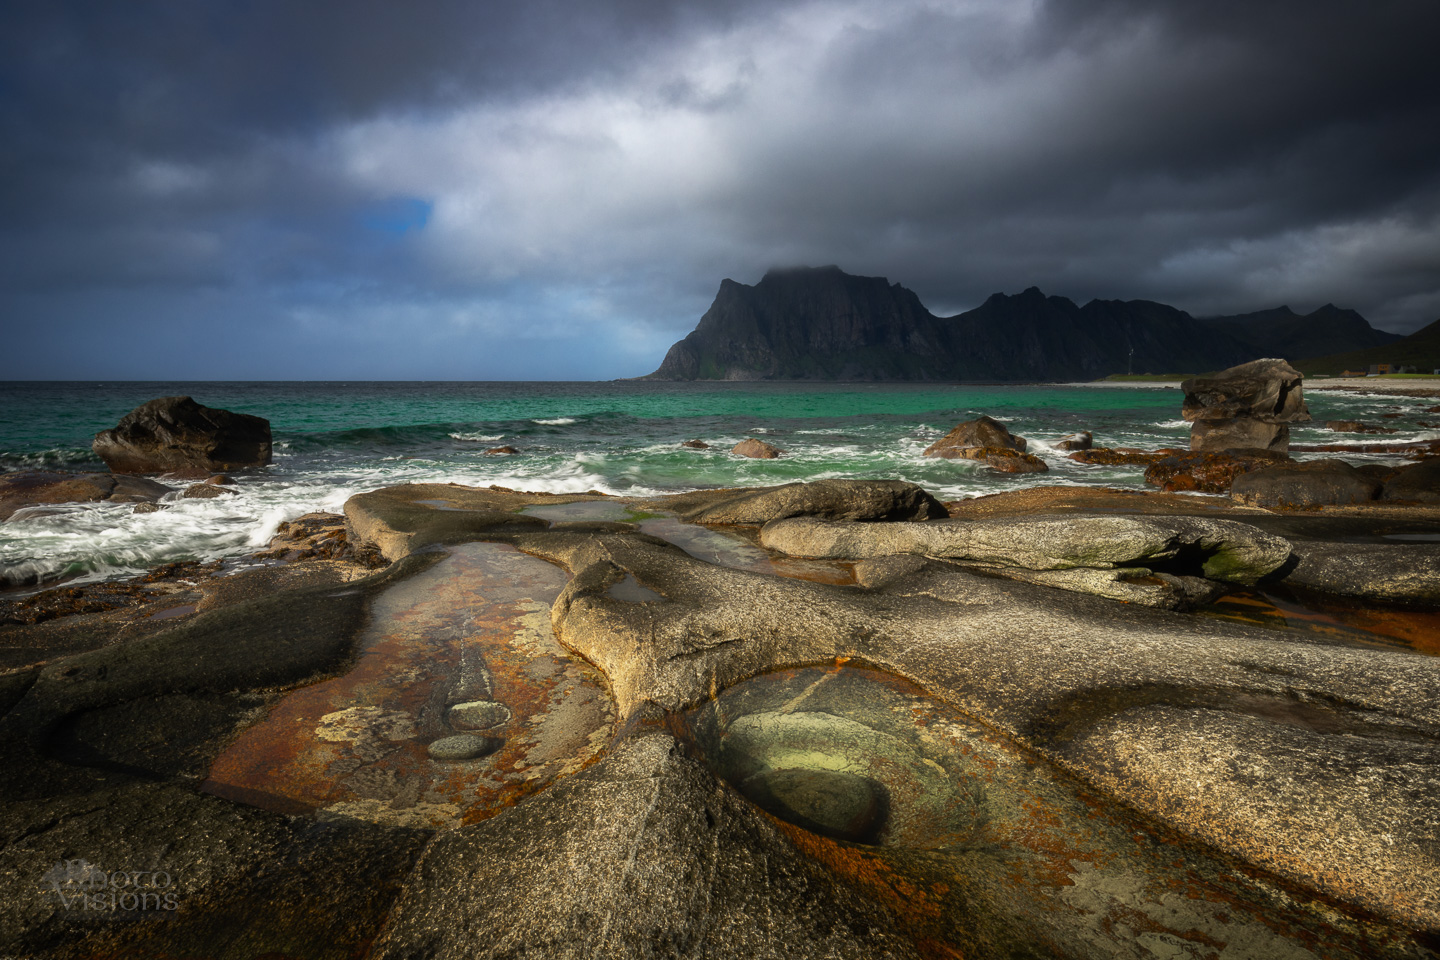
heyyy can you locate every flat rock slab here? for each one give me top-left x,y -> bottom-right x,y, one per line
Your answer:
204,541 -> 613,829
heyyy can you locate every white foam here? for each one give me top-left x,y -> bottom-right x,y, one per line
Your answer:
449,432 -> 504,442
533,418 -> 576,425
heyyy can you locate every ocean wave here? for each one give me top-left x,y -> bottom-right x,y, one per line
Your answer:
449,433 -> 505,443
533,418 -> 576,426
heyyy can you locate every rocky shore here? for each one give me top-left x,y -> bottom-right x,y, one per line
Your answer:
3,374 -> 1440,958
2,468 -> 1439,959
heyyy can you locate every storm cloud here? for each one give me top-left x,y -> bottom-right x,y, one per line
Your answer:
2,0 -> 1437,378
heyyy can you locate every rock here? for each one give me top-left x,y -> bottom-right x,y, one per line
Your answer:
206,474 -> 236,485
731,438 -> 784,458
1053,431 -> 1093,451
662,479 -> 948,525
181,483 -> 235,499
133,502 -> 163,514
1143,449 -> 1289,493
92,396 -> 272,477
1182,359 -> 1310,453
485,445 -> 519,455
758,514 -> 1292,595
0,471 -> 172,521
980,449 -> 1049,473
1383,458 -> 1440,503
681,439 -> 710,449
923,415 -> 1026,457
1326,421 -> 1395,434
1230,460 -> 1382,509
372,732 -> 920,958
1067,447 -> 1175,466
1189,418 -> 1291,453
427,733 -> 503,763
1284,542 -> 1440,603
447,700 -> 512,730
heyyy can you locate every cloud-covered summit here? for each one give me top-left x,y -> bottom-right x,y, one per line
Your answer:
2,0 -> 1437,378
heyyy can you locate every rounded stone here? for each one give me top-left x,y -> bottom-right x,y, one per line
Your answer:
427,734 -> 503,763
447,700 -> 512,731
739,768 -> 888,844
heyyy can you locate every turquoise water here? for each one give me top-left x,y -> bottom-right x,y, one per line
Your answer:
0,380 -> 1429,588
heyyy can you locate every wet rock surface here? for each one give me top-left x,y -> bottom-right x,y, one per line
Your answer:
92,396 -> 272,477
732,437 -> 784,458
0,471 -> 173,522
4,480 -> 1440,958
922,413 -> 1027,458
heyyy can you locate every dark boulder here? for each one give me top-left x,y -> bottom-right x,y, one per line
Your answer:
1230,460 -> 1382,509
1144,450 -> 1289,494
681,439 -> 710,449
732,438 -> 784,459
0,471 -> 172,521
1383,458 -> 1440,503
1053,431 -> 1093,451
485,446 -> 520,455
1182,359 -> 1310,453
92,397 -> 271,477
923,415 -> 1027,458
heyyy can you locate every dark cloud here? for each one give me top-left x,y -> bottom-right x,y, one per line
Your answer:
2,0 -> 1438,379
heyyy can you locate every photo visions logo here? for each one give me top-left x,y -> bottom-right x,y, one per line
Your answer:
40,859 -> 179,912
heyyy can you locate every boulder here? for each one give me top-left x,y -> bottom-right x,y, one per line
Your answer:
0,471 -> 172,521
980,449 -> 1049,473
1143,450 -> 1289,494
1284,541 -> 1440,604
732,438 -> 784,459
1383,458 -> 1440,503
92,397 -> 272,477
681,439 -> 710,449
759,514 -> 1293,605
484,445 -> 520,455
1182,359 -> 1310,453
181,483 -> 233,499
923,415 -> 1027,457
1229,460 -> 1382,509
1053,431 -> 1093,451
662,479 -> 948,525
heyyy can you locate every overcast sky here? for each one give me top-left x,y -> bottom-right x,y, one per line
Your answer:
3,0 -> 1438,379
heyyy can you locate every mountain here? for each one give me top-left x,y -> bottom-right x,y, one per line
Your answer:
1292,317 -> 1440,376
643,266 -> 1395,381
1200,304 -> 1401,360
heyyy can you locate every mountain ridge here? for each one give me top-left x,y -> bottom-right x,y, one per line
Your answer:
641,266 -> 1403,381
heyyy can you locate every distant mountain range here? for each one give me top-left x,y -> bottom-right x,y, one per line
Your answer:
639,266 -> 1406,381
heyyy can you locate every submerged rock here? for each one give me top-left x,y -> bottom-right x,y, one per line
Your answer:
1053,431 -> 1093,451
92,396 -> 272,477
732,438 -> 784,458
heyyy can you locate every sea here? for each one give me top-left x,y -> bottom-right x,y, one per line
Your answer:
1,380 -> 1432,591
